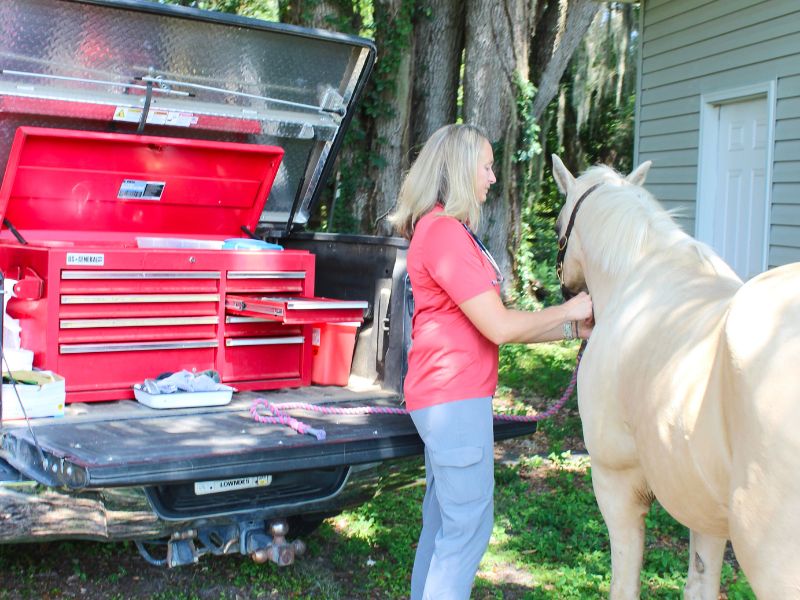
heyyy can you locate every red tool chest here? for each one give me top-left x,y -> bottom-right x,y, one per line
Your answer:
0,126 -> 365,403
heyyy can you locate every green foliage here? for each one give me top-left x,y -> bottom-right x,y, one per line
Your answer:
514,74 -> 542,167
316,0 -> 417,233
498,342 -> 577,399
159,0 -> 279,20
514,174 -> 566,307
498,342 -> 583,454
579,91 -> 636,173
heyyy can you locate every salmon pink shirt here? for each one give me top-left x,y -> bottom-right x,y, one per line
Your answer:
404,207 -> 501,411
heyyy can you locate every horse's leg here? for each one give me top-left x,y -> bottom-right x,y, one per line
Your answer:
591,463 -> 651,600
730,501 -> 800,599
683,530 -> 725,600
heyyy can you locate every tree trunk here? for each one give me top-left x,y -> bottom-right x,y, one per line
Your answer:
409,0 -> 466,153
463,0 -> 532,292
531,0 -> 600,121
360,0 -> 415,235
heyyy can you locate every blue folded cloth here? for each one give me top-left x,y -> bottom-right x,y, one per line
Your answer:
222,238 -> 283,251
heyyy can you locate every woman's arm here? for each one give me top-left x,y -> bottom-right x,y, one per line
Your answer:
459,290 -> 593,345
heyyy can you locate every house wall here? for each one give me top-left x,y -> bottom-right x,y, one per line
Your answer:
635,0 -> 800,267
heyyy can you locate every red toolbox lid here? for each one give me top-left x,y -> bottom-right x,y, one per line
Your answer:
0,126 -> 284,242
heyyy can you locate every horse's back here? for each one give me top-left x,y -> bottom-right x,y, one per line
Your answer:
724,262 -> 800,595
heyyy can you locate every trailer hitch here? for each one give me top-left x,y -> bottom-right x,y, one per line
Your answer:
248,519 -> 306,566
135,518 -> 307,568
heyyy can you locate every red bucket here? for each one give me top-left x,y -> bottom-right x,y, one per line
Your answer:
311,322 -> 359,386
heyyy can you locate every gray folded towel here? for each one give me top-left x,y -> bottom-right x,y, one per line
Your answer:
141,370 -> 235,394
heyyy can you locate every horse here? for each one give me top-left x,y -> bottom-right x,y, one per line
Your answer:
551,154 -> 800,599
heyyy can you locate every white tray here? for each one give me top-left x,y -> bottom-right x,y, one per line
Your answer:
134,386 -> 233,409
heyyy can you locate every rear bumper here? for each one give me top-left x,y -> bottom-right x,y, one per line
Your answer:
0,459 -> 381,543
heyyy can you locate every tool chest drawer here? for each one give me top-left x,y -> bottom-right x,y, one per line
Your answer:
225,295 -> 367,325
220,317 -> 308,388
58,342 -> 218,399
225,270 -> 308,294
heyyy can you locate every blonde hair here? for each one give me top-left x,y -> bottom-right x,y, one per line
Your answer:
389,123 -> 488,239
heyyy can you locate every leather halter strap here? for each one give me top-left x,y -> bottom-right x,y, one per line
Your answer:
556,182 -> 602,300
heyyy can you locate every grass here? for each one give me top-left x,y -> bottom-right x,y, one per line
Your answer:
0,343 -> 755,598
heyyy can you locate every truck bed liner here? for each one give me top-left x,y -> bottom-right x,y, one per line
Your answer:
1,387 -> 537,490
1,387 -> 413,489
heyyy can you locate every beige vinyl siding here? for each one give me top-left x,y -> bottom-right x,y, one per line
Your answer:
636,0 -> 800,267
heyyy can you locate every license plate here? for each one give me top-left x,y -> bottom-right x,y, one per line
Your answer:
194,474 -> 273,495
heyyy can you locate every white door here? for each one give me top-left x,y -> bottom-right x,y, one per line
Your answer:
708,97 -> 768,280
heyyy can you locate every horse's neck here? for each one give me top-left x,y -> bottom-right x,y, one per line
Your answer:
583,268 -> 619,321
584,239 -> 741,321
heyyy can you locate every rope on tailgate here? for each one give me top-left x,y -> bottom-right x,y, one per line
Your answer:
250,343 -> 584,440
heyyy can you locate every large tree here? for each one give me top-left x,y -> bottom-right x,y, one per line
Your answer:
462,0 -> 599,288
410,0 -> 465,151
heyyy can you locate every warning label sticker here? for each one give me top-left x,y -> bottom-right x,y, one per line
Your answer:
113,106 -> 197,127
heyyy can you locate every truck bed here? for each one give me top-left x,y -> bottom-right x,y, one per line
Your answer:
0,387 -> 537,490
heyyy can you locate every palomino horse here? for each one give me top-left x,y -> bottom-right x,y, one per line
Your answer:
552,155 -> 800,599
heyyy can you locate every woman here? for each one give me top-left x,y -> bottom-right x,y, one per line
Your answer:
390,124 -> 593,600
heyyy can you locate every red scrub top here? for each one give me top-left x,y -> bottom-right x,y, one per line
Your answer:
404,206 -> 501,410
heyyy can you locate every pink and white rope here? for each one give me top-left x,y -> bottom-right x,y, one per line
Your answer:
250,344 -> 585,440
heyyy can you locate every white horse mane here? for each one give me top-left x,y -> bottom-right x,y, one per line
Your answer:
575,164 -> 715,278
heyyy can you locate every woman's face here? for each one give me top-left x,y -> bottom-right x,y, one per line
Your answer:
476,139 -> 496,203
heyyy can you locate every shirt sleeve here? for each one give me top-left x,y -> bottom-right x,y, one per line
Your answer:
422,216 -> 497,305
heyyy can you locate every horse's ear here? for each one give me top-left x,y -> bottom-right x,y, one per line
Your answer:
551,154 -> 575,195
626,161 -> 653,186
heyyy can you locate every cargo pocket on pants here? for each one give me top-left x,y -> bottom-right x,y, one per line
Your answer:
430,446 -> 487,505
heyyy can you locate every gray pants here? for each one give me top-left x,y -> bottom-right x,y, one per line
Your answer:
409,396 -> 495,600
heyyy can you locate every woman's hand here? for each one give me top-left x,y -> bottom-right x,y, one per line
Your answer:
562,291 -> 593,322
562,292 -> 594,340
576,316 -> 594,340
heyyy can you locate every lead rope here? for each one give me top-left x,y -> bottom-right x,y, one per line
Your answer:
250,342 -> 586,440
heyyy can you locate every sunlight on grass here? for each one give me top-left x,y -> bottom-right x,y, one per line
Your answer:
331,513 -> 377,539
498,341 -> 580,399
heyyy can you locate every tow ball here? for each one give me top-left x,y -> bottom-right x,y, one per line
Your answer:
249,519 -> 307,566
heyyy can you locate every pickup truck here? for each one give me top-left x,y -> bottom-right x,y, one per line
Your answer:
0,0 -> 537,568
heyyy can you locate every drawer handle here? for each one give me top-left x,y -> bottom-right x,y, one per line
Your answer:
62,271 -> 220,280
227,271 -> 305,279
60,340 -> 219,354
61,294 -> 220,304
60,316 -> 219,329
226,336 -> 304,347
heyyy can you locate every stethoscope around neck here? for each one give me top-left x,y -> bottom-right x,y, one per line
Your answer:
462,223 -> 504,284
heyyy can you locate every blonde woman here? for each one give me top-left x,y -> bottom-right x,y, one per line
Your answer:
391,123 -> 593,600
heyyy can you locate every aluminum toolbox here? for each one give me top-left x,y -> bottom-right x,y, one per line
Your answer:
0,126 -> 362,403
